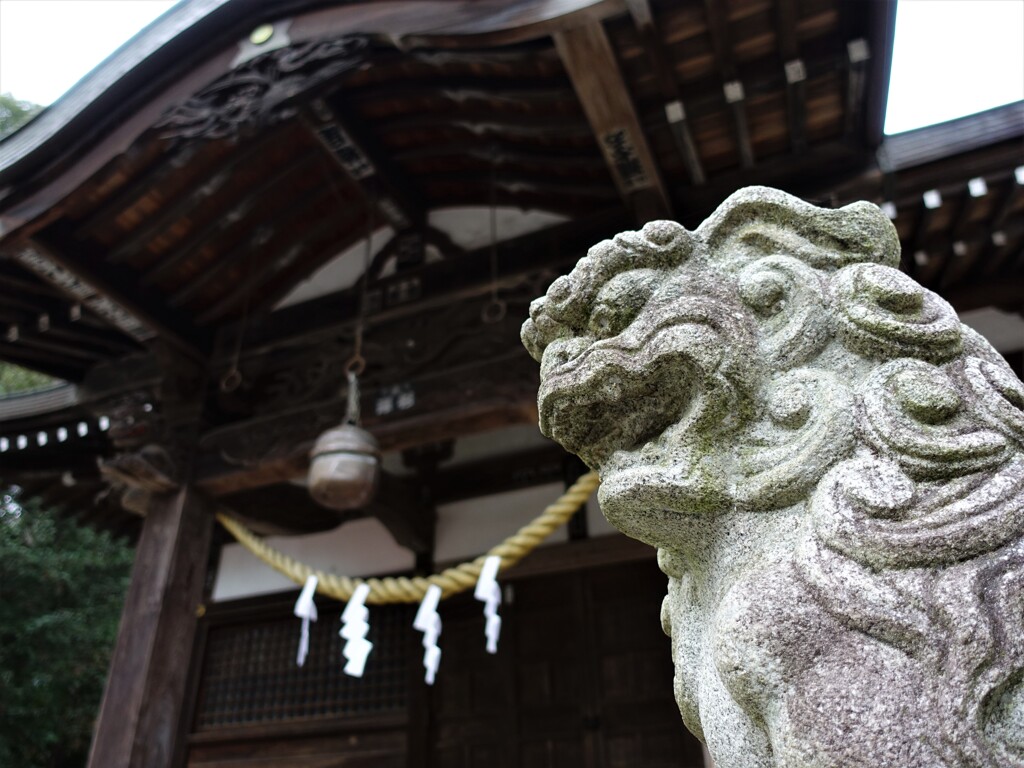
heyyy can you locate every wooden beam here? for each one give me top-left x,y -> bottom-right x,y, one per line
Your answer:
217,471 -> 435,552
907,192 -> 943,284
0,325 -> 104,363
554,21 -> 672,222
0,292 -> 137,355
395,142 -> 607,171
423,226 -> 468,260
936,190 -> 978,289
197,394 -> 539,497
702,0 -> 754,168
935,217 -> 1024,291
205,483 -> 343,536
239,206 -> 630,350
366,231 -> 420,282
456,533 -> 655,580
9,243 -> 149,343
86,485 -> 213,768
241,225 -> 365,321
428,445 -> 569,504
11,237 -> 202,361
626,0 -> 705,185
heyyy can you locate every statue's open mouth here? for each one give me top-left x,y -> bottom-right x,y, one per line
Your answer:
539,346 -> 692,467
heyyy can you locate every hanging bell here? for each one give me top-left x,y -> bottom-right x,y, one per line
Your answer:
307,361 -> 380,511
308,421 -> 380,511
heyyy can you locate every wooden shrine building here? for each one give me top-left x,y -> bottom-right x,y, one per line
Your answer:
0,0 -> 1021,766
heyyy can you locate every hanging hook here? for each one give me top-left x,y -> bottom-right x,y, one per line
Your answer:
345,354 -> 366,378
344,365 -> 363,425
220,292 -> 251,393
481,297 -> 506,324
220,367 -> 243,393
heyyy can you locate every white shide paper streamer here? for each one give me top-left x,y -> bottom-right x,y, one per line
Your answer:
413,584 -> 443,685
474,555 -> 502,654
340,583 -> 373,677
293,574 -> 319,667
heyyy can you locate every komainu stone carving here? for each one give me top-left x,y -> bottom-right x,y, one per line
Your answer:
522,187 -> 1024,767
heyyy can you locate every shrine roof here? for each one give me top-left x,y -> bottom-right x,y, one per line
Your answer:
0,0 -> 1020,537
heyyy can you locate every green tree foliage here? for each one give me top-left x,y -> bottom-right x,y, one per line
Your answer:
0,362 -> 56,396
0,92 -> 41,139
0,492 -> 134,767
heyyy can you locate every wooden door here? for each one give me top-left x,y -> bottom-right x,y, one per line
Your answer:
423,559 -> 705,767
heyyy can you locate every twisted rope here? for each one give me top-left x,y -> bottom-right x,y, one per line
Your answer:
216,470 -> 600,605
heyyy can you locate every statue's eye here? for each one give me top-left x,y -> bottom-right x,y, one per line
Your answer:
588,302 -> 635,338
587,268 -> 661,339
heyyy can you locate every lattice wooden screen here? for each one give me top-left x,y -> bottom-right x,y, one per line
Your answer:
193,603 -> 413,729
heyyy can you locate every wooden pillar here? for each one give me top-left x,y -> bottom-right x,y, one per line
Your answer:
87,485 -> 213,768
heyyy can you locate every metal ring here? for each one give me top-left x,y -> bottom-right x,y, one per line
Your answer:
481,298 -> 507,324
220,368 -> 243,393
345,355 -> 367,377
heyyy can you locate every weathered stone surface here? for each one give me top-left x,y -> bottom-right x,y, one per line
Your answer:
522,187 -> 1024,767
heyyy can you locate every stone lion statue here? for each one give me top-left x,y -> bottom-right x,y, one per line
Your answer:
522,187 -> 1024,767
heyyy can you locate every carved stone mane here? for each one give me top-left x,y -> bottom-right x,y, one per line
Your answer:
523,187 -> 1024,767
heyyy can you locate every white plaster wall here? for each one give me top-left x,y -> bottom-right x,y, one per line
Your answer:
212,516 -> 413,601
434,482 -> 568,563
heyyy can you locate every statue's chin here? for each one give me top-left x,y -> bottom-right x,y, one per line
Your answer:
596,456 -> 728,550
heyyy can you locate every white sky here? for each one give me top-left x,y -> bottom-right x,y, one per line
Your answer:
884,0 -> 1024,134
0,0 -> 179,105
0,0 -> 1022,133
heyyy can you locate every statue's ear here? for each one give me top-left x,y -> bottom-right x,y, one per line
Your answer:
695,186 -> 900,271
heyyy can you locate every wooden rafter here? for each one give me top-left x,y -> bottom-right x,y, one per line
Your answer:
702,0 -> 754,168
844,37 -> 871,140
625,0 -> 705,185
776,0 -> 807,154
73,143 -> 202,241
195,194 -> 367,325
554,20 -> 672,223
166,175 -> 326,308
140,151 -> 321,290
0,290 -> 137,356
102,130 -> 284,265
908,194 -> 943,284
981,174 -> 1024,278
